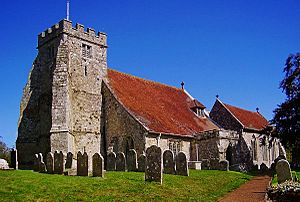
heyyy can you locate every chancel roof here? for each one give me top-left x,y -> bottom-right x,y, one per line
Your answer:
107,69 -> 219,136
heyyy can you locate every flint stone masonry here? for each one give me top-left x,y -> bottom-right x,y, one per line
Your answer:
107,152 -> 116,171
276,159 -> 292,184
46,152 -> 54,174
137,154 -> 146,172
92,153 -> 104,177
65,152 -> 73,169
176,152 -> 189,176
201,159 -> 210,170
116,152 -> 126,171
127,149 -> 137,172
77,152 -> 88,176
145,145 -> 162,184
219,160 -> 229,171
0,159 -> 9,170
54,151 -> 64,174
163,150 -> 175,174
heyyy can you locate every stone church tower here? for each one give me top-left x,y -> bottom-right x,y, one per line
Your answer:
17,20 -> 107,169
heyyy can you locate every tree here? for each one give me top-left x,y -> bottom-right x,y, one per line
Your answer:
271,53 -> 300,155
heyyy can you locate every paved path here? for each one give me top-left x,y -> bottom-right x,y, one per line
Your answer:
219,175 -> 271,202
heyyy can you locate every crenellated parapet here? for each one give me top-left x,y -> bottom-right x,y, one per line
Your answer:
38,19 -> 107,48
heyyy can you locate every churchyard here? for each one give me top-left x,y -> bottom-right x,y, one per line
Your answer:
0,169 -> 251,201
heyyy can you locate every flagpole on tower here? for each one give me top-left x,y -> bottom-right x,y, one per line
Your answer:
66,0 -> 70,20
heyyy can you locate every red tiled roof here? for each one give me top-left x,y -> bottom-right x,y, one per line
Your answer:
107,69 -> 219,136
224,103 -> 269,130
188,99 -> 205,109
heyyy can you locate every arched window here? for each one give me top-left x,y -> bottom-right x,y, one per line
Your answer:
251,137 -> 258,161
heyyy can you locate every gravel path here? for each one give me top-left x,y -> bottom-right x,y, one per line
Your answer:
219,175 -> 271,202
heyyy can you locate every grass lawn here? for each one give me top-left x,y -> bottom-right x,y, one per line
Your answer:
0,170 -> 251,202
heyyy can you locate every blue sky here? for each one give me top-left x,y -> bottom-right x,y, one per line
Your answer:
0,0 -> 299,147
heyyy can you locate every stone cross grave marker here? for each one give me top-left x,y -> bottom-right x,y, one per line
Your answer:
77,151 -> 88,176
127,149 -> 137,172
145,145 -> 162,184
54,151 -> 64,174
163,150 -> 175,174
92,153 -> 104,177
176,152 -> 189,176
138,154 -> 146,172
65,152 -> 73,169
276,159 -> 292,184
116,152 -> 126,171
107,152 -> 116,171
46,152 -> 54,174
219,160 -> 229,171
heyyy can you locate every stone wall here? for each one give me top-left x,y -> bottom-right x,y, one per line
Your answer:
101,83 -> 148,167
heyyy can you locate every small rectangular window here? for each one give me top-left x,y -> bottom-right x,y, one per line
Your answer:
82,44 -> 92,58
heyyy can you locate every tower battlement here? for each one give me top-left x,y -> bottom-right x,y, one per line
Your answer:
38,19 -> 107,48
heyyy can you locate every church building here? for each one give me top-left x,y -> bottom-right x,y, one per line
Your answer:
17,19 -> 284,170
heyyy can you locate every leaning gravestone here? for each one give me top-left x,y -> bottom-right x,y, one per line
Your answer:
137,154 -> 146,172
92,153 -> 104,177
116,152 -> 126,171
65,152 -> 73,169
219,160 -> 229,171
145,145 -> 162,184
77,151 -> 88,176
107,152 -> 116,171
276,159 -> 292,184
176,152 -> 189,176
54,151 -> 64,174
10,149 -> 18,169
163,150 -> 175,174
127,149 -> 137,172
46,152 -> 54,174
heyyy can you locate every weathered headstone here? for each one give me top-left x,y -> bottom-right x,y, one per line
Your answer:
145,145 -> 162,184
65,152 -> 73,169
107,152 -> 116,171
276,159 -> 292,184
46,152 -> 54,174
92,153 -> 104,177
33,154 -> 39,171
77,151 -> 88,176
210,158 -> 220,170
38,153 -> 43,171
40,161 -> 47,173
219,160 -> 229,171
127,149 -> 137,172
0,159 -> 9,170
175,152 -> 189,176
116,152 -> 126,171
163,150 -> 175,174
54,151 -> 64,174
137,154 -> 146,172
260,163 -> 268,172
10,149 -> 18,169
201,159 -> 210,170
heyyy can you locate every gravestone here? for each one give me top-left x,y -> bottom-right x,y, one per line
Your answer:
0,159 -> 9,170
127,149 -> 137,172
219,160 -> 229,171
33,154 -> 39,171
145,145 -> 162,184
137,154 -> 146,172
54,151 -> 64,174
65,152 -> 73,169
46,152 -> 54,174
92,153 -> 104,177
210,158 -> 220,170
116,152 -> 126,171
175,152 -> 189,176
107,152 -> 116,171
276,159 -> 292,184
38,153 -> 43,171
201,159 -> 210,170
77,151 -> 88,176
260,163 -> 268,172
10,149 -> 18,169
163,150 -> 175,174
40,161 -> 47,173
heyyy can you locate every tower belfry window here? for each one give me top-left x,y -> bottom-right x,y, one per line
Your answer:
82,44 -> 92,58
